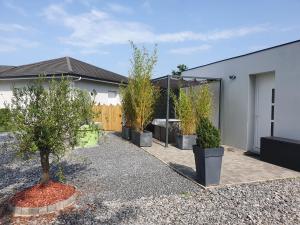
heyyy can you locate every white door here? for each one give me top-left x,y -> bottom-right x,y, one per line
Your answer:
253,73 -> 275,153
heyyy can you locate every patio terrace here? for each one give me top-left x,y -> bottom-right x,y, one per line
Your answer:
143,140 -> 300,187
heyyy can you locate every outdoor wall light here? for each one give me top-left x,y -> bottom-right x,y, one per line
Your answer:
229,75 -> 236,80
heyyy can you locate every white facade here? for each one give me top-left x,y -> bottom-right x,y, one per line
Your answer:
0,78 -> 122,108
183,41 -> 300,153
74,80 -> 121,105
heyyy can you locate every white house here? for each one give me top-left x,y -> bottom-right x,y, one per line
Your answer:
182,40 -> 300,154
0,57 -> 127,108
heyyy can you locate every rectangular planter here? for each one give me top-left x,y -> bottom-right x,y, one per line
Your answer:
261,136 -> 300,171
176,134 -> 197,150
193,145 -> 224,186
131,130 -> 152,147
122,126 -> 131,140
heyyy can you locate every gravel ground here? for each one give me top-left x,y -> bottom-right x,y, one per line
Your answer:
1,132 -> 299,225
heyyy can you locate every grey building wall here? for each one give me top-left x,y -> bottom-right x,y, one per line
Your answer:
182,41 -> 300,151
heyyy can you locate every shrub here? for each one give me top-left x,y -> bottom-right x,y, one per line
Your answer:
128,42 -> 159,132
172,89 -> 195,135
0,108 -> 12,132
8,76 -> 94,184
196,117 -> 220,148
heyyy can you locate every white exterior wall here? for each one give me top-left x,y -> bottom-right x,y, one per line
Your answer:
0,79 -> 122,108
182,42 -> 300,150
74,80 -> 121,105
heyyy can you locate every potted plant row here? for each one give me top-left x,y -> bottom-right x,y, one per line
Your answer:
120,42 -> 159,147
193,117 -> 224,186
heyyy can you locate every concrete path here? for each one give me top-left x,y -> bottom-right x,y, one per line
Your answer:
143,140 -> 300,186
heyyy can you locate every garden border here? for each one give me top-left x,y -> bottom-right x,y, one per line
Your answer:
8,189 -> 77,217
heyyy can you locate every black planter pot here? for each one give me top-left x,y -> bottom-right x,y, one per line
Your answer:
122,126 -> 131,140
131,130 -> 152,147
193,145 -> 224,186
176,134 -> 197,150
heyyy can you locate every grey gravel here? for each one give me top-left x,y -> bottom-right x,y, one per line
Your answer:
1,132 -> 299,225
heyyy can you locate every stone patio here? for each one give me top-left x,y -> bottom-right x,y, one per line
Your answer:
143,140 -> 300,187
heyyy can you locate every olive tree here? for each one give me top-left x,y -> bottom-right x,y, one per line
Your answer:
9,76 -> 94,184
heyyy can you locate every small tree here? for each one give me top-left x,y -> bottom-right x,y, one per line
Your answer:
129,42 -> 159,132
196,117 -> 220,148
172,64 -> 188,76
172,89 -> 195,135
9,76 -> 94,184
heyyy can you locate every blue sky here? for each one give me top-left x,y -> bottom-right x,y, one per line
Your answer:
0,0 -> 300,77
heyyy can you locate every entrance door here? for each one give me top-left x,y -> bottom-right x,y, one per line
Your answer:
253,73 -> 275,153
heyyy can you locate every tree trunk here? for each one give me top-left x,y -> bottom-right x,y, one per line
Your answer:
40,150 -> 50,184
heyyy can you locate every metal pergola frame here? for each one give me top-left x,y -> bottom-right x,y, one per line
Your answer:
152,74 -> 222,147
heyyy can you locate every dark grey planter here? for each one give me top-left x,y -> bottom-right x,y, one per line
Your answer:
176,134 -> 197,150
122,126 -> 131,140
193,145 -> 224,186
131,130 -> 152,147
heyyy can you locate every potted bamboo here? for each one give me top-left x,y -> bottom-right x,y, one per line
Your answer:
129,42 -> 159,147
120,84 -> 133,140
193,117 -> 224,186
173,89 -> 196,150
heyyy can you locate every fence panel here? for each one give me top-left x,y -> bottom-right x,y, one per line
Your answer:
94,105 -> 122,131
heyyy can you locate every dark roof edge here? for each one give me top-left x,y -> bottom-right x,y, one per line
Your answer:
186,39 -> 300,71
0,73 -> 127,84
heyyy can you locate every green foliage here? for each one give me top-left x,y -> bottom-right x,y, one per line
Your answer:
196,117 -> 220,149
8,76 -> 94,183
0,108 -> 12,132
128,42 -> 159,132
172,89 -> 195,135
172,84 -> 213,135
172,64 -> 188,76
189,84 -> 213,123
120,84 -> 134,127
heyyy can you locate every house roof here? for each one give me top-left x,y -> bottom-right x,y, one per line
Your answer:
0,56 -> 128,84
0,65 -> 15,73
186,39 -> 300,71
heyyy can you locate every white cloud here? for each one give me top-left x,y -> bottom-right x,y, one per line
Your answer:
107,3 -> 133,14
0,37 -> 39,53
0,23 -> 29,32
43,4 -> 269,49
169,44 -> 211,55
3,0 -> 27,16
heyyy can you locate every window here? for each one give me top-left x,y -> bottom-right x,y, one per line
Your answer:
271,88 -> 275,136
108,91 -> 117,98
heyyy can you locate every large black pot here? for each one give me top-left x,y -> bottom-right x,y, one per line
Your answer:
176,134 -> 197,150
193,145 -> 224,186
122,126 -> 131,140
131,130 -> 152,147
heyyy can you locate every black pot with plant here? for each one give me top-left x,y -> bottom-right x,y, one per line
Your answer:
193,117 -> 224,186
125,42 -> 159,147
172,89 -> 197,150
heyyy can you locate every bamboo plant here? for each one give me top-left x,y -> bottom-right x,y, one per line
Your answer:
120,83 -> 134,128
129,42 -> 159,132
190,84 -> 213,124
172,89 -> 196,135
172,84 -> 213,135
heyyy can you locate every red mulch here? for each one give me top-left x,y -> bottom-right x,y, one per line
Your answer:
9,181 -> 75,208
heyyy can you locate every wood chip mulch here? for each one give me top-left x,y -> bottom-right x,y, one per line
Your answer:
9,181 -> 75,208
